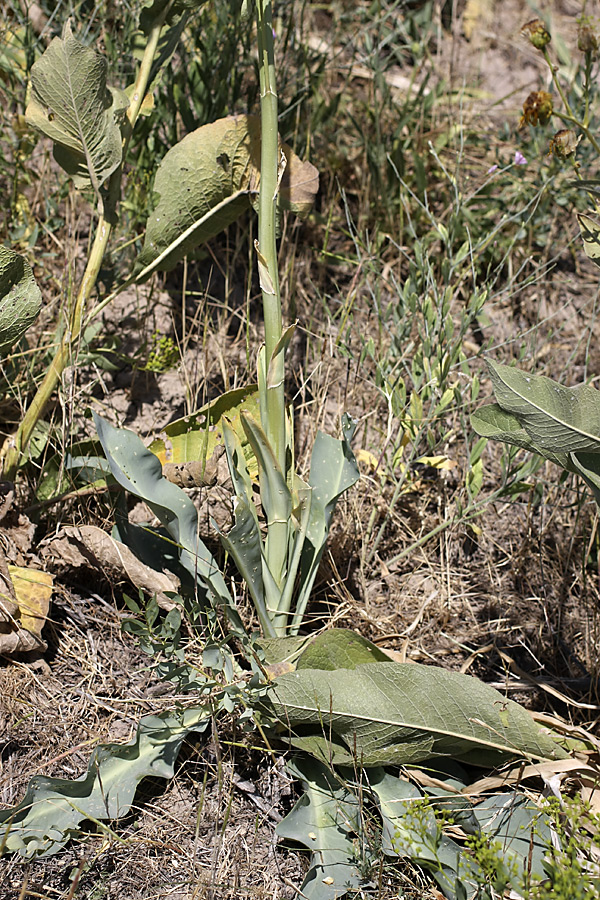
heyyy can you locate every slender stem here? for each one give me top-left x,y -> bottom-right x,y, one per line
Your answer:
256,0 -> 285,472
255,0 -> 289,623
0,15 -> 167,481
543,48 -> 576,121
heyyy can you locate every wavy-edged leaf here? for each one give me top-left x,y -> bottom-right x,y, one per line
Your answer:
486,360 -> 600,453
266,663 -> 567,767
93,413 -> 243,632
0,246 -> 42,354
276,756 -> 364,900
135,114 -> 318,275
368,768 -> 476,898
0,706 -> 210,858
577,212 -> 600,268
25,21 -> 127,192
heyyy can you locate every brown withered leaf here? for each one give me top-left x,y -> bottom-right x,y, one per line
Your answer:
42,525 -> 179,609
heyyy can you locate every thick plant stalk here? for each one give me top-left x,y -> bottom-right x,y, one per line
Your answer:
256,0 -> 289,597
0,16 -> 167,482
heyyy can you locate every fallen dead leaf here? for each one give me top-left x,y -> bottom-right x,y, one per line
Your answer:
0,564 -> 52,655
42,525 -> 179,609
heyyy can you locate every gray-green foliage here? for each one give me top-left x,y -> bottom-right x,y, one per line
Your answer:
277,758 -> 557,900
471,360 -> 600,505
0,707 -> 211,858
276,756 -> 365,900
265,661 -> 566,767
93,413 -> 246,635
0,246 -> 42,354
135,114 -> 318,275
25,21 -> 128,196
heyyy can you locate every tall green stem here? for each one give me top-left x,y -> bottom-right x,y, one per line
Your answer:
256,0 -> 288,602
0,15 -> 167,481
256,0 -> 285,471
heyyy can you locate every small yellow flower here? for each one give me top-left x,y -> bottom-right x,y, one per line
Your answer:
519,91 -> 553,128
522,18 -> 551,50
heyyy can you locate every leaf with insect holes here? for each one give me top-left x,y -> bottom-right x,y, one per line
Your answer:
0,246 -> 42,354
25,20 -> 128,192
0,706 -> 211,858
265,662 -> 567,767
276,756 -> 366,900
148,385 -> 259,484
134,114 -> 319,275
577,213 -> 600,268
93,413 -> 244,634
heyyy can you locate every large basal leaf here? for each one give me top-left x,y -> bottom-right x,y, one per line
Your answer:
25,21 -> 128,191
472,791 -> 552,885
368,768 -> 478,898
0,706 -> 210,858
0,246 -> 42,354
266,663 -> 567,767
276,756 -> 365,900
134,114 -> 319,275
93,414 -> 242,632
485,360 -> 600,453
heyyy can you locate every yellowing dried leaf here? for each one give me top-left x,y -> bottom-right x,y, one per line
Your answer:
415,455 -> 457,470
264,660 -> 296,680
8,566 -> 52,634
0,565 -> 52,655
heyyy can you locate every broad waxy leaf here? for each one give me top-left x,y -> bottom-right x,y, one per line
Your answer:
135,114 -> 319,274
0,706 -> 211,858
94,414 -> 243,633
276,757 -> 365,900
292,416 -> 360,631
0,246 -> 42,353
25,21 -> 128,191
267,663 -> 566,767
485,360 -> 600,453
368,768 -> 477,898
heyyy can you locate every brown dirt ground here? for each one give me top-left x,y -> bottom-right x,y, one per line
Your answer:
2,1 -> 600,898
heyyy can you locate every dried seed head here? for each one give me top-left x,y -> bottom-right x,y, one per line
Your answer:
522,18 -> 551,50
549,129 -> 581,159
519,91 -> 553,128
578,21 -> 598,54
